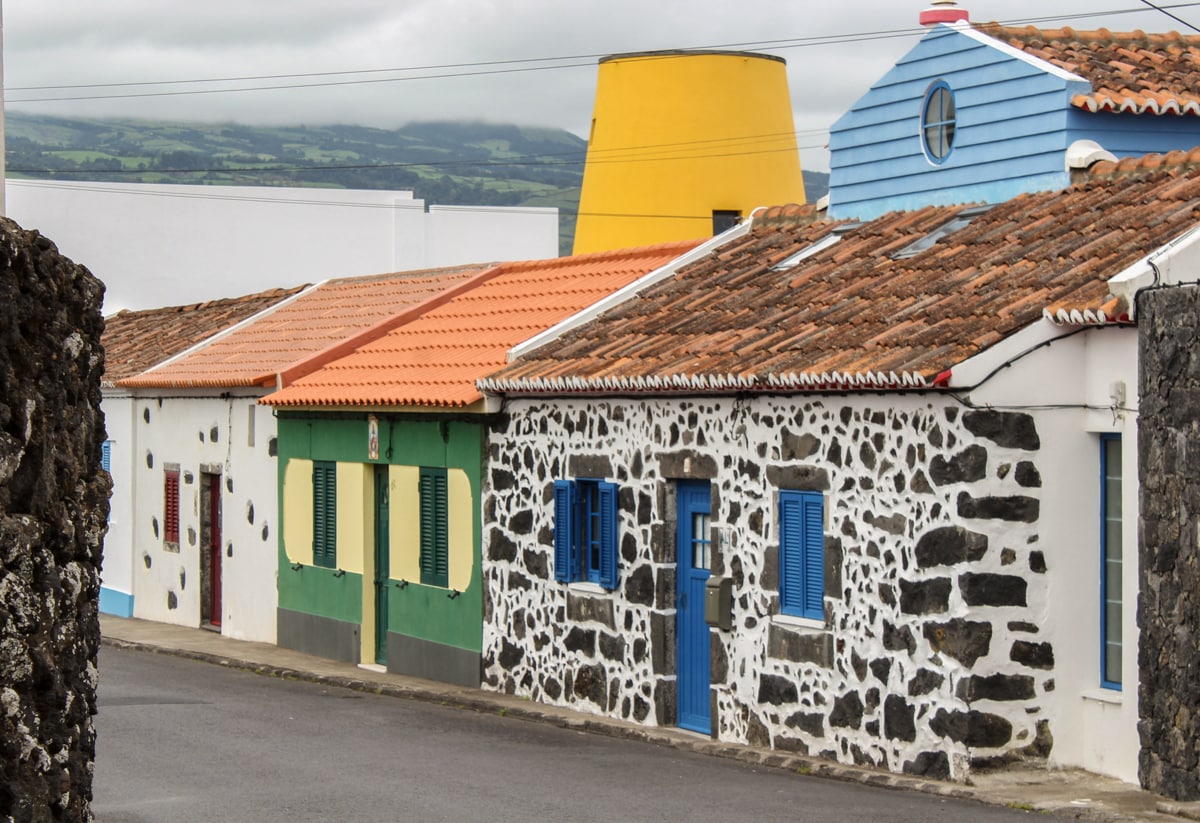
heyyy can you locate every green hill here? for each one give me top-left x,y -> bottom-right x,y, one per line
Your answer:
5,112 -> 829,254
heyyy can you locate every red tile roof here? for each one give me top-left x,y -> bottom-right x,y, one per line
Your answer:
480,155 -> 1200,396
118,265 -> 496,389
102,286 -> 307,387
261,240 -> 704,409
978,24 -> 1200,115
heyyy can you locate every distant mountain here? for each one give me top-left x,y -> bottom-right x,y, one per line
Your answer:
5,112 -> 829,254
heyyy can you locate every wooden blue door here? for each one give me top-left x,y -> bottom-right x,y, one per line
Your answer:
374,464 -> 390,666
676,480 -> 712,734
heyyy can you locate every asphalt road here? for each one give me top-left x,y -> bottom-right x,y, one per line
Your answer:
93,646 -> 1036,822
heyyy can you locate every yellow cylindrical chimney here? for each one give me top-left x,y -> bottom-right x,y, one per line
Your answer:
572,50 -> 805,255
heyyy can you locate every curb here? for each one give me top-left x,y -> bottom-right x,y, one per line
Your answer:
100,635 -> 1167,822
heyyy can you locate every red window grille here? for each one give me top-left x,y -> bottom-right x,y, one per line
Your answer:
164,469 -> 180,543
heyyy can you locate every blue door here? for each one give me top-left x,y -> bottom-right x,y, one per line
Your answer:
676,480 -> 712,734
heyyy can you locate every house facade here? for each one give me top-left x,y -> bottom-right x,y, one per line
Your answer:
828,20 -> 1200,219
476,156 -> 1200,783
262,240 -> 710,685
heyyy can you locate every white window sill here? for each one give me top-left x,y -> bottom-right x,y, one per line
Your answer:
771,613 -> 826,632
567,581 -> 606,595
1081,688 -> 1123,705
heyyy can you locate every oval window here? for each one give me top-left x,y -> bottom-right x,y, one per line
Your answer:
921,81 -> 956,163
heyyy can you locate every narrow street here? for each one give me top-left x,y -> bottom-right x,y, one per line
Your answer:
94,646 -> 1036,822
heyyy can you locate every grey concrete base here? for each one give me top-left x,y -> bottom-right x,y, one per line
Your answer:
277,609 -> 360,664
387,632 -> 480,687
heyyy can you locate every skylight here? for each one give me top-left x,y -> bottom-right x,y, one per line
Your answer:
892,205 -> 993,259
772,223 -> 862,270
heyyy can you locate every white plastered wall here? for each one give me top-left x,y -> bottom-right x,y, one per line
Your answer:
130,390 -> 279,643
99,390 -> 137,616
965,324 -> 1139,782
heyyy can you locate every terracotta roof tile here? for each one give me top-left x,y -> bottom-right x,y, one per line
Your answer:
976,23 -> 1200,115
117,264 -> 495,389
262,239 -> 704,409
101,286 -> 307,387
480,155 -> 1199,396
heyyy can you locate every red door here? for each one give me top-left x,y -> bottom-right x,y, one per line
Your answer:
209,474 -> 222,627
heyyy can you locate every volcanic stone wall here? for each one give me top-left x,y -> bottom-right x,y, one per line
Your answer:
482,395 -> 1051,780
1138,284 -> 1200,801
0,219 -> 107,821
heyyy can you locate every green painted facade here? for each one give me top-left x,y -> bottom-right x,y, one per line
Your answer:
276,412 -> 485,661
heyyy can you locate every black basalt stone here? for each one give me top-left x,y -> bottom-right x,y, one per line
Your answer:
962,410 -> 1041,450
956,673 -> 1035,702
959,573 -> 1028,607
904,751 -> 950,779
758,673 -> 799,706
929,444 -> 988,485
1015,461 -> 1042,488
899,577 -> 952,615
930,709 -> 1013,748
907,668 -> 945,697
1010,640 -> 1054,670
563,627 -> 596,656
487,531 -> 518,563
923,619 -> 992,667
915,525 -> 988,568
957,491 -> 1040,523
829,691 -> 864,729
623,564 -> 655,606
884,695 -> 916,742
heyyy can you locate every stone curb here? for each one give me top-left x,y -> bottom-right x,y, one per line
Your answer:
100,635 -> 1169,822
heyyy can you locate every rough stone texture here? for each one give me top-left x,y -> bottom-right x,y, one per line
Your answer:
1138,285 -> 1200,801
481,395 -> 1049,782
0,221 -> 107,821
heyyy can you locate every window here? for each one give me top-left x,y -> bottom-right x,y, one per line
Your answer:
312,461 -> 337,568
163,468 -> 180,545
101,440 -> 112,473
779,490 -> 824,621
1101,435 -> 1122,690
921,80 -> 956,163
892,205 -> 993,260
419,467 -> 449,588
712,210 -> 742,236
554,478 -> 619,590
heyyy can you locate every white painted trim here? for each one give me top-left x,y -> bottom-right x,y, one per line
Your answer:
948,21 -> 1089,84
942,318 -> 1074,389
771,613 -> 827,633
1081,688 -> 1123,706
567,581 -> 607,596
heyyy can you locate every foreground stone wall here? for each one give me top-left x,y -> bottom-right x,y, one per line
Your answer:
1138,284 -> 1200,801
0,219 -> 108,821
482,395 -> 1051,781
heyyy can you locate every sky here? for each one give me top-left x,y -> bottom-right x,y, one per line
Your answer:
5,1 -> 1197,174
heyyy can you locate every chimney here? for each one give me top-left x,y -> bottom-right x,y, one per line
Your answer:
920,0 -> 969,26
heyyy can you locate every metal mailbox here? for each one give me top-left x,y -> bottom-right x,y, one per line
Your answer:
704,575 -> 732,631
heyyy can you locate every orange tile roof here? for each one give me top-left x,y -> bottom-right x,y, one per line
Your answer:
102,286 -> 307,387
262,239 -> 704,409
978,24 -> 1200,115
118,265 -> 496,389
480,155 -> 1200,396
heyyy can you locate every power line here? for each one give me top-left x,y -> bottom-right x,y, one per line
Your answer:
1135,0 -> 1200,30
9,5 -> 1199,104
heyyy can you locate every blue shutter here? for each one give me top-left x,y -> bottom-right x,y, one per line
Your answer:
553,480 -> 576,583
780,490 -> 824,620
801,493 -> 825,621
101,440 -> 112,473
598,482 -> 619,590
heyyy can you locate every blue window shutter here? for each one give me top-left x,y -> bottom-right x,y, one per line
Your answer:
598,482 -> 619,590
780,490 -> 824,620
801,493 -> 825,621
101,440 -> 112,473
554,480 -> 576,583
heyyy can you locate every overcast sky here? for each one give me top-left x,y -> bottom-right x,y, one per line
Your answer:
6,1 -> 1195,173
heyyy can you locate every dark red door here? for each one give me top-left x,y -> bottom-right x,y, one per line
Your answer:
209,474 -> 222,627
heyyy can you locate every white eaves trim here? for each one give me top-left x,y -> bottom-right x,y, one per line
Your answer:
1110,222 -> 1200,315
949,21 -> 1089,85
943,318 -> 1077,390
505,220 -> 753,363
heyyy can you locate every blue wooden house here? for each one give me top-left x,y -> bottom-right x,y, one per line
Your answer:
828,19 -> 1200,219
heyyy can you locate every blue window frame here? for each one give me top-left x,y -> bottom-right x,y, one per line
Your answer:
921,80 -> 956,163
1101,435 -> 1122,690
312,460 -> 337,569
779,490 -> 824,621
553,478 -> 618,590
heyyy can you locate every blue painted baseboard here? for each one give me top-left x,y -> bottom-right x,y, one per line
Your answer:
99,587 -> 134,618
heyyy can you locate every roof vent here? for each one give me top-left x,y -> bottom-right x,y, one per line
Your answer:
920,0 -> 969,26
1065,139 -> 1117,171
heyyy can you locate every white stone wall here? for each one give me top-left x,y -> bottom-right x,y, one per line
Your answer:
99,391 -> 137,616
130,391 -> 278,642
482,393 -> 1061,780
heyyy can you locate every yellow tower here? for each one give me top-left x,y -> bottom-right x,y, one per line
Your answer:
572,50 -> 806,255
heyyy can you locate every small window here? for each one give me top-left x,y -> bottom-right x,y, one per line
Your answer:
312,461 -> 337,568
101,440 -> 112,473
163,468 -> 180,546
779,490 -> 824,621
1101,435 -> 1122,690
921,80 -> 956,163
712,210 -> 742,236
892,204 -> 993,260
772,223 -> 863,271
419,467 -> 449,588
554,478 -> 619,590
